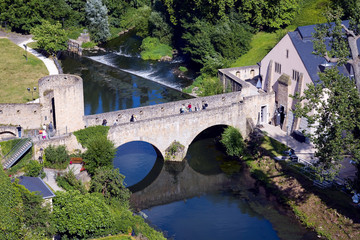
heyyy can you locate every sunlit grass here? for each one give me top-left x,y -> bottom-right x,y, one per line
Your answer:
231,0 -> 330,67
0,38 -> 48,103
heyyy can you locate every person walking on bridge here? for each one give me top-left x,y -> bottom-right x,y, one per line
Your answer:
17,125 -> 22,138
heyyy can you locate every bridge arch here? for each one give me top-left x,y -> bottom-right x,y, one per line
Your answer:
113,140 -> 164,191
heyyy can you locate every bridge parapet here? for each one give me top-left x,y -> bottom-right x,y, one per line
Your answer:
84,91 -> 246,127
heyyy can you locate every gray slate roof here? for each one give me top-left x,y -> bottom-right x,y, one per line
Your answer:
288,20 -> 354,85
17,176 -> 55,199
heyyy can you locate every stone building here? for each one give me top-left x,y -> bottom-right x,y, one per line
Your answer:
0,74 -> 84,134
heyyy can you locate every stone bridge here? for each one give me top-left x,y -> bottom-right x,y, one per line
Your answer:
84,91 -> 275,161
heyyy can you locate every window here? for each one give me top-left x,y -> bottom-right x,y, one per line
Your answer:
275,62 -> 282,74
292,70 -> 300,81
286,49 -> 289,58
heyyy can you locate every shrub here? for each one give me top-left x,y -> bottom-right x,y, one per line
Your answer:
52,190 -> 114,239
83,138 -> 116,175
25,160 -> 42,177
44,145 -> 69,169
82,41 -> 97,48
56,169 -> 87,194
220,126 -> 245,157
164,141 -> 184,161
140,37 -> 172,61
74,125 -> 110,148
90,167 -> 130,205
179,66 -> 188,72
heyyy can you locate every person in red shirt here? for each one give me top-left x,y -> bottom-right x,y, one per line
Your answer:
188,103 -> 192,112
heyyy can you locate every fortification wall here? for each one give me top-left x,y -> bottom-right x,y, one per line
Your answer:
39,74 -> 84,132
0,103 -> 41,128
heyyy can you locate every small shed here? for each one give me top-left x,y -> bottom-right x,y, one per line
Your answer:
16,176 -> 55,199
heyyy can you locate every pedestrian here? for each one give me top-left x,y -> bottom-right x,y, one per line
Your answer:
180,104 -> 186,114
17,125 -> 22,138
102,119 -> 107,126
202,101 -> 208,110
49,121 -> 53,132
42,123 -> 46,131
42,130 -> 47,140
130,114 -> 137,122
188,103 -> 192,112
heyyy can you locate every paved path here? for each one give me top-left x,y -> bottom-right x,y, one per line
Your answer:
0,30 -> 58,75
18,38 -> 58,75
261,123 -> 356,180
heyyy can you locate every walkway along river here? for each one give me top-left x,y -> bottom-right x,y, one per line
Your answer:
61,33 -> 316,239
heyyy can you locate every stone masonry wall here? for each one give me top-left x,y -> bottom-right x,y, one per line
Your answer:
39,74 -> 84,133
0,103 -> 41,129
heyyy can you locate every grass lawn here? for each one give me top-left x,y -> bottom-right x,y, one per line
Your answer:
0,38 -> 48,103
231,0 -> 330,67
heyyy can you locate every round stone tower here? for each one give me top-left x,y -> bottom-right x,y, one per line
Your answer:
38,74 -> 84,134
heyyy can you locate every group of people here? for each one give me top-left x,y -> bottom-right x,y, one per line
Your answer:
39,121 -> 54,140
180,101 -> 208,114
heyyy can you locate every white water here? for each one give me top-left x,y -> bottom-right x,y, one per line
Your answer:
88,55 -> 182,90
114,46 -> 140,58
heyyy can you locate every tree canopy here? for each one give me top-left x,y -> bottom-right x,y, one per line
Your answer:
31,21 -> 68,55
85,0 -> 111,42
312,8 -> 360,93
220,126 -> 245,157
293,67 -> 360,180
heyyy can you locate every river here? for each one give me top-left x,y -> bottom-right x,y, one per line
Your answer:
61,33 -> 316,239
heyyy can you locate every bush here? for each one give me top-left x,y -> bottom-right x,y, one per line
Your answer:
220,126 -> 245,157
44,145 -> 69,169
183,74 -> 224,96
25,160 -> 42,177
164,141 -> 184,161
140,37 -> 173,61
56,170 -> 87,194
52,190 -> 114,239
74,125 -> 110,148
90,167 -> 130,205
83,138 -> 116,175
82,41 -> 97,48
179,66 -> 188,72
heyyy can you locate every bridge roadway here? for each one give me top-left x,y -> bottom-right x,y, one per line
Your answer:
84,91 -> 275,161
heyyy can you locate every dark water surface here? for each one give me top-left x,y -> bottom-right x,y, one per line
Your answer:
61,34 -> 315,239
61,32 -> 192,115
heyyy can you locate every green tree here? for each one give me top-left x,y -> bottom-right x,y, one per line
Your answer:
31,20 -> 68,55
0,168 -> 23,239
162,0 -> 236,25
312,7 -> 360,93
149,11 -> 173,44
220,126 -> 245,157
25,160 -> 43,177
90,167 -> 130,205
293,67 -> 360,181
85,0 -> 111,42
238,0 -> 300,30
52,190 -> 114,239
83,138 -> 116,175
13,183 -> 54,238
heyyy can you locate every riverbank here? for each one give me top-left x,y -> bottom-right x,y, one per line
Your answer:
245,129 -> 360,239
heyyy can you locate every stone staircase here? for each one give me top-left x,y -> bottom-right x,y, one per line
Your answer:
2,138 -> 32,169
